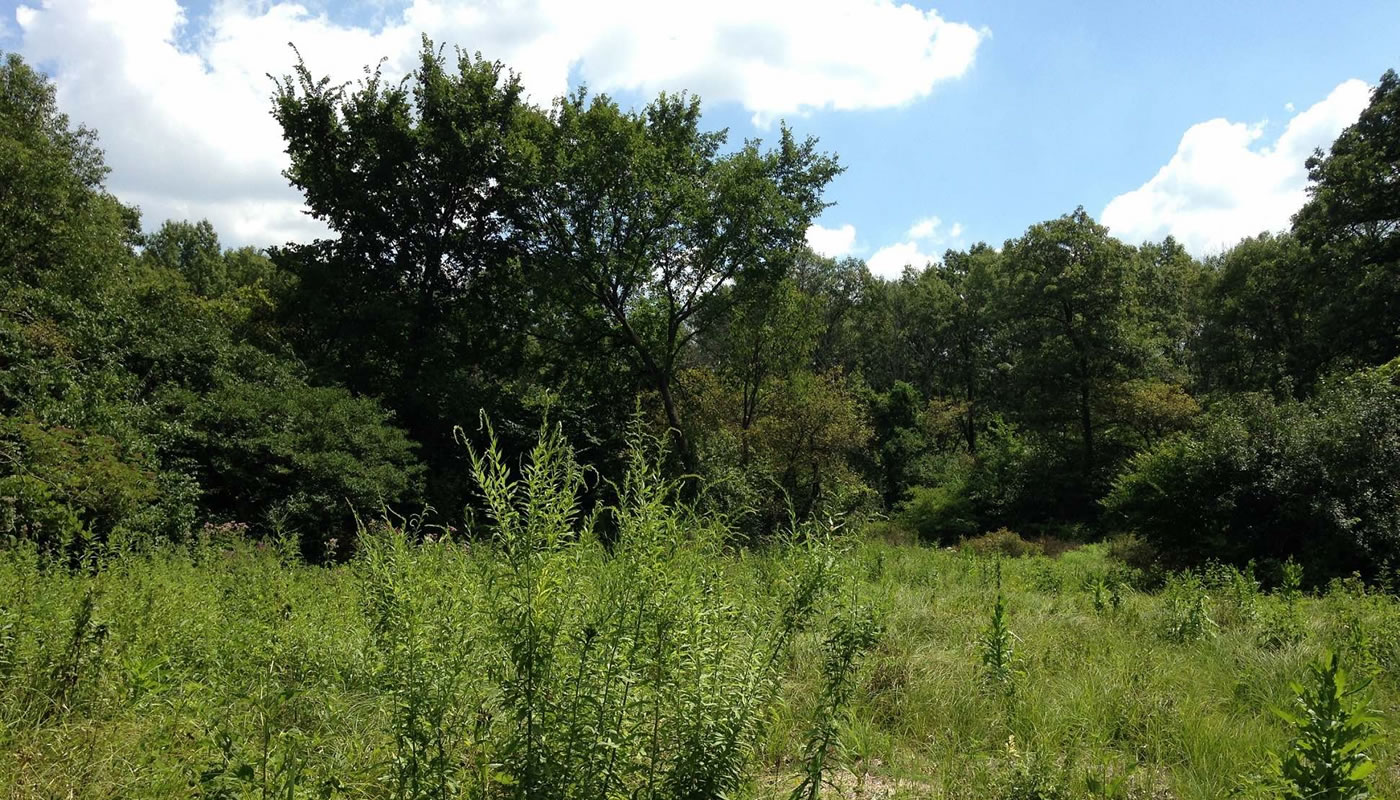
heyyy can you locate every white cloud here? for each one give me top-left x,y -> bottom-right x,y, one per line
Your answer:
1101,78 -> 1371,255
867,240 -> 935,279
13,0 -> 985,247
907,216 -> 939,240
805,222 -> 857,257
865,213 -> 965,279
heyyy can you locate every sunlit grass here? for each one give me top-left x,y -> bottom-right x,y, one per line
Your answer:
2,527 -> 1396,799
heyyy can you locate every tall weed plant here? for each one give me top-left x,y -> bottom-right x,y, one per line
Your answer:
454,414 -> 851,799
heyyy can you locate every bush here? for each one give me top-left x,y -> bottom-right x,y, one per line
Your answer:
1106,533 -> 1159,572
964,528 -> 1043,559
1104,362 -> 1400,582
899,481 -> 979,543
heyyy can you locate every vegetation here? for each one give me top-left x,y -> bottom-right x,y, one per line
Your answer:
2,33 -> 1400,800
4,508 -> 1400,797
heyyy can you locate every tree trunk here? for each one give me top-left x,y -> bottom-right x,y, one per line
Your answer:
1078,364 -> 1094,479
654,371 -> 697,474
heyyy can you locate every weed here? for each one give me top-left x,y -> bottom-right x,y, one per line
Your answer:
979,566 -> 1020,693
790,600 -> 883,800
1260,559 -> 1307,649
1251,651 -> 1380,800
997,735 -> 1069,800
1161,572 -> 1216,643
44,586 -> 107,720
1089,574 -> 1109,614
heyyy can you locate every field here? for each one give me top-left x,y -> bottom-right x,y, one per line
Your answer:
2,517 -> 1396,799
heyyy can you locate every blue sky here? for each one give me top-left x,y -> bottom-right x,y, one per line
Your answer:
4,1 -> 1397,276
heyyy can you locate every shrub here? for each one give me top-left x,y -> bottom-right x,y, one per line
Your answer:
964,528 -> 1043,559
1104,363 -> 1400,582
895,417 -> 1035,543
1105,533 -> 1158,572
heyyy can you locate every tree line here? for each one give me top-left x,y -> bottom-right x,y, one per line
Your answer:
2,43 -> 1398,580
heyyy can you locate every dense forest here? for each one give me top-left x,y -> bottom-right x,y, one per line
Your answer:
3,45 -> 1400,582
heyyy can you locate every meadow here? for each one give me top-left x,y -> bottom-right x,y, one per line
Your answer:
1,430 -> 1396,799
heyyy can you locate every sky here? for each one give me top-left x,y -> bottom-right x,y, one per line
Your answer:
3,1 -> 1397,278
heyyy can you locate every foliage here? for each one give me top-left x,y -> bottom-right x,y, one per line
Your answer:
1105,362 -> 1400,579
1260,559 -> 1308,650
1193,233 -> 1313,394
0,53 -> 422,555
1159,571 -> 1216,643
530,89 -> 840,470
3,535 -> 1400,799
789,599 -> 883,800
979,577 -> 1020,693
9,45 -> 1400,588
896,416 -> 1034,542
964,529 -> 1044,559
1253,652 -> 1380,800
996,736 -> 1070,800
1293,70 -> 1400,377
998,208 -> 1147,512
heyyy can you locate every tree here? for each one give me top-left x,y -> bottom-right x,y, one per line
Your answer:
792,252 -> 872,373
751,369 -> 873,521
1293,69 -> 1400,373
920,244 -> 1005,454
699,278 -> 822,436
1,52 -> 138,298
270,39 -> 543,509
531,90 -> 840,468
999,209 -> 1142,497
143,219 -> 227,297
1193,233 -> 1312,394
1135,236 -> 1200,383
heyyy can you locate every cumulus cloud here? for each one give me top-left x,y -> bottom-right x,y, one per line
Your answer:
805,222 -> 857,258
13,0 -> 985,247
906,216 -> 939,240
867,240 -> 935,279
866,214 -> 966,279
1101,79 -> 1371,255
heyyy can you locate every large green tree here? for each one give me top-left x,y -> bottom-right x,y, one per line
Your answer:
0,53 -> 139,296
530,90 -> 840,468
999,209 -> 1143,503
1,53 -> 421,555
1292,69 -> 1400,374
1193,233 -> 1311,395
271,40 -> 544,509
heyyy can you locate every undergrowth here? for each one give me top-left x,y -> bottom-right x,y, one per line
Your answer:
1,436 -> 1398,798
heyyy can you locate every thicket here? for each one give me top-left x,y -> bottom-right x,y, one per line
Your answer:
1106,362 -> 1400,582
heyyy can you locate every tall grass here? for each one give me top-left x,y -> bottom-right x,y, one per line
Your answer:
1,435 -> 1399,798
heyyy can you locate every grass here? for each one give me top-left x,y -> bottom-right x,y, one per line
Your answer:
3,536 -> 1396,799
0,430 -> 1396,798
756,542 -> 1399,799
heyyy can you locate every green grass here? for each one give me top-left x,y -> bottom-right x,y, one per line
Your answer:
1,532 -> 1397,798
